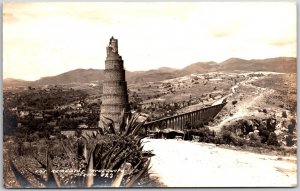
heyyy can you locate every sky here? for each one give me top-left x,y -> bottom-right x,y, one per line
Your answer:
3,1 -> 297,81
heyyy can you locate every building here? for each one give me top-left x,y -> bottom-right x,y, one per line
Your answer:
99,37 -> 130,130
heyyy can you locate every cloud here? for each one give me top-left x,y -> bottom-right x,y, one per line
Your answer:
268,38 -> 295,47
3,13 -> 17,23
3,2 -> 297,81
210,30 -> 233,38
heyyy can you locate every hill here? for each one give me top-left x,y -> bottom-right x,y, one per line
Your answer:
218,57 -> 296,73
181,61 -> 219,74
126,69 -> 178,84
3,78 -> 32,88
33,68 -> 105,85
4,57 -> 296,88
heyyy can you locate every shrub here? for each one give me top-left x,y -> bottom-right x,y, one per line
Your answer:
259,129 -> 270,143
193,120 -> 205,129
234,137 -> 246,146
248,140 -> 263,147
213,136 -> 223,144
286,135 -> 294,147
267,132 -> 280,146
244,120 -> 255,134
232,100 -> 238,105
203,135 -> 215,143
220,130 -> 236,145
266,118 -> 276,132
221,119 -> 255,136
282,111 -> 287,118
249,133 -> 261,142
288,123 -> 295,134
184,128 -> 215,143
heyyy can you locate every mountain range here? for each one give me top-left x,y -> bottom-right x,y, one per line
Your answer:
3,57 -> 296,88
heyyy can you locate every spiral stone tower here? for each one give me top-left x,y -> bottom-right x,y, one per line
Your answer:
100,37 -> 130,130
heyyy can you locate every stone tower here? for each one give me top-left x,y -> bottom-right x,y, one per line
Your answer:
100,37 -> 130,130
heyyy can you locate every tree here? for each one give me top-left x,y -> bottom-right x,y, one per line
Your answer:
185,121 -> 192,129
79,94 -> 88,108
3,109 -> 17,135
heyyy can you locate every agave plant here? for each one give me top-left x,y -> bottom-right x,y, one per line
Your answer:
100,109 -> 149,136
9,147 -> 61,188
9,111 -> 154,188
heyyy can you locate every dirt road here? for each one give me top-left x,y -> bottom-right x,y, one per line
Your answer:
210,74 -> 279,132
143,138 -> 297,187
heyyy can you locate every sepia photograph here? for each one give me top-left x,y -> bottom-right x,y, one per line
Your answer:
2,1 -> 297,188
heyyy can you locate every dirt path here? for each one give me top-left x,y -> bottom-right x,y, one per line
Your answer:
210,76 -> 274,132
216,89 -> 272,129
143,138 -> 297,187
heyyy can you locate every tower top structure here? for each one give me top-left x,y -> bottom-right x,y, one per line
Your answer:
100,37 -> 130,131
106,36 -> 119,58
